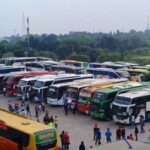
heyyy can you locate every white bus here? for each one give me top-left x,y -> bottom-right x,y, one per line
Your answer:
0,66 -> 27,74
16,75 -> 57,98
86,67 -> 129,79
47,78 -> 94,106
32,74 -> 93,102
25,60 -> 59,71
51,64 -> 85,74
112,88 -> 150,124
88,62 -> 128,69
4,57 -> 37,66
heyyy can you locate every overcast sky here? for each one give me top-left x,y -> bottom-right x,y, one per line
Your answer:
0,0 -> 150,36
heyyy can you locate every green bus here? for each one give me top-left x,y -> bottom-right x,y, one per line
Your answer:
90,82 -> 150,120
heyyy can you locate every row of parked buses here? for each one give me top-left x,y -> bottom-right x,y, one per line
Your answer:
1,57 -> 150,79
1,58 -> 150,122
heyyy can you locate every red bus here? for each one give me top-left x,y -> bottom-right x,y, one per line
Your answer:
5,71 -> 51,96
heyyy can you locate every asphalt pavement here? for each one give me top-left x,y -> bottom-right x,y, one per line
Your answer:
0,95 -> 150,150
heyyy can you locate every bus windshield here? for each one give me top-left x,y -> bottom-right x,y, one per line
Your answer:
76,69 -> 85,74
79,96 -> 89,102
114,96 -> 131,105
92,92 -> 108,101
34,129 -> 57,150
66,89 -> 77,99
47,87 -> 57,99
34,81 -> 44,88
18,80 -> 27,86
7,77 -> 15,83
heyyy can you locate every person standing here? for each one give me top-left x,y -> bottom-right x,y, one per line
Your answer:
64,102 -> 69,116
116,127 -> 121,140
35,104 -> 39,119
121,127 -> 126,139
26,104 -> 31,116
140,115 -> 145,133
60,130 -> 65,150
135,126 -> 139,141
54,116 -> 58,128
130,115 -> 135,128
95,128 -> 101,145
43,110 -> 50,125
79,141 -> 85,150
72,102 -> 76,114
63,132 -> 70,150
93,124 -> 99,140
105,128 -> 112,143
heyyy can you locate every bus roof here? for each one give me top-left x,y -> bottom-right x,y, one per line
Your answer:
67,78 -> 126,89
35,74 -> 80,82
0,109 -> 54,134
87,67 -> 117,72
121,68 -> 149,73
95,82 -> 142,94
49,78 -> 93,88
51,64 -> 84,69
62,59 -> 85,63
20,75 -> 57,82
4,57 -> 37,60
117,88 -> 150,99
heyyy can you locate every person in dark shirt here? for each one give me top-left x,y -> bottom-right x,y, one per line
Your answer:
79,141 -> 85,150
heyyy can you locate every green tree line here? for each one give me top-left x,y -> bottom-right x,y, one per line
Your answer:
1,30 -> 150,64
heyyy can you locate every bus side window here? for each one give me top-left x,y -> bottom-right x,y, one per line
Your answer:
0,127 -> 29,148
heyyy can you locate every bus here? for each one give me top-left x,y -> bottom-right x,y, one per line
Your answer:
0,109 -> 60,150
65,78 -> 127,109
47,78 -> 94,106
51,64 -> 85,74
25,61 -> 59,71
5,71 -> 50,96
90,82 -> 150,120
0,66 -> 27,74
16,75 -> 57,98
62,59 -> 88,68
77,79 -> 128,114
121,68 -> 149,82
0,71 -> 28,94
32,74 -> 93,102
86,67 -> 129,79
4,57 -> 37,66
112,88 -> 150,124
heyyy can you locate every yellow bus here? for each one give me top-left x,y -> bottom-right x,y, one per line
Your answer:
0,109 -> 60,150
123,68 -> 149,81
62,59 -> 88,68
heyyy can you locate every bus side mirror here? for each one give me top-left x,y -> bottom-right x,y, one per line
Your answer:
110,103 -> 113,109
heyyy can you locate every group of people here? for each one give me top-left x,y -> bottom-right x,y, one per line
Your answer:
60,131 -> 70,150
93,124 -> 112,146
64,100 -> 76,115
8,100 -> 31,117
43,110 -> 58,128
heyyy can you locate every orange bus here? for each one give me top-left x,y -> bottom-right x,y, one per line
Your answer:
0,109 -> 60,150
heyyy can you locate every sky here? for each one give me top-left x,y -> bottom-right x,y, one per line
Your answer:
0,0 -> 150,36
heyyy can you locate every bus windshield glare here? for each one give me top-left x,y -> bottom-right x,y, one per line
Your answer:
34,81 -> 44,88
92,92 -> 107,101
7,77 -> 15,83
79,96 -> 89,102
18,80 -> 27,86
114,96 -> 131,105
47,88 -> 57,99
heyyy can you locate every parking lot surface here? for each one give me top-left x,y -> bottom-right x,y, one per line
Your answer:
1,95 -> 150,149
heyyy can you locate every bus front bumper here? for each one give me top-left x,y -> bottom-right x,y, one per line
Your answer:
78,105 -> 90,114
113,115 -> 129,124
90,111 -> 105,120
